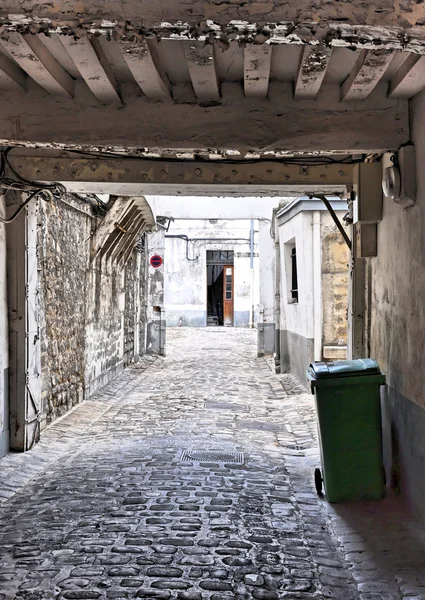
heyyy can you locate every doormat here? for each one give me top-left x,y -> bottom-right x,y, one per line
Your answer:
180,449 -> 245,465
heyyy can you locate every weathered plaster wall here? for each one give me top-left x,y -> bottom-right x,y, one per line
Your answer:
321,220 -> 349,355
84,259 -> 125,397
1,1 -> 424,30
369,129 -> 425,517
0,195 -> 8,458
164,219 -> 259,328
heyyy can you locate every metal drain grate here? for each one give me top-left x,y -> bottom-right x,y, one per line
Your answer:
180,449 -> 245,465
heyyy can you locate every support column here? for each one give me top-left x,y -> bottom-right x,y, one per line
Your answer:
273,216 -> 281,372
312,211 -> 322,361
146,227 -> 166,356
0,195 -> 8,458
347,223 -> 367,359
6,192 -> 42,451
257,219 -> 275,356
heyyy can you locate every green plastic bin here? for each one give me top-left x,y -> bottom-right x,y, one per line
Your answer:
307,359 -> 386,503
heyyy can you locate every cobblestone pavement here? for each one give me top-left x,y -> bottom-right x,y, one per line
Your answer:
1,328 -> 425,600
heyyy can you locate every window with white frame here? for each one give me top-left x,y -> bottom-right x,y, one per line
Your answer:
284,239 -> 298,304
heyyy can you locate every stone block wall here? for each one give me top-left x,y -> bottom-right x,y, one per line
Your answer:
37,195 -> 90,425
37,195 -> 149,426
321,227 -> 349,353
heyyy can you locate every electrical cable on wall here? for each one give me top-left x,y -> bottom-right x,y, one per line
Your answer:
0,147 -> 108,221
61,148 -> 366,167
0,189 -> 47,224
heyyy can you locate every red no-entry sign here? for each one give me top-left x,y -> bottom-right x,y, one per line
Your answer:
150,254 -> 163,268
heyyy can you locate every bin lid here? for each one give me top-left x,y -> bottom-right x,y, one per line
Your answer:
308,358 -> 381,379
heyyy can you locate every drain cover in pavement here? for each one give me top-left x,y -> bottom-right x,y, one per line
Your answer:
204,402 -> 249,412
180,449 -> 245,464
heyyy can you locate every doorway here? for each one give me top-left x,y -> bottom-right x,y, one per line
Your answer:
206,250 -> 234,326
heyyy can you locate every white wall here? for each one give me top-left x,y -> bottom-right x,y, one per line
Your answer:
164,219 -> 259,327
146,196 -> 282,220
277,200 -> 348,382
279,211 -> 314,341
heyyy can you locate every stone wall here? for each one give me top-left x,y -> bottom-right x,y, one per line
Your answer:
37,195 -> 90,424
321,226 -> 349,355
368,97 -> 425,518
37,194 -> 149,426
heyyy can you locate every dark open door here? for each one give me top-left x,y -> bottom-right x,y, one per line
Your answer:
223,265 -> 234,327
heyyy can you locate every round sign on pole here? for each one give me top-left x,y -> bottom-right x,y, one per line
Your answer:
150,254 -> 163,268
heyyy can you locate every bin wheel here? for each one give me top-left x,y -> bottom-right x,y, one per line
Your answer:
314,468 -> 323,495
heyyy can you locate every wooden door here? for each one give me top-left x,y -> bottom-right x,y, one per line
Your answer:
223,265 -> 234,327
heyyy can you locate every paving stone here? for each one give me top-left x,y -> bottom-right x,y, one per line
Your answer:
1,328 -> 424,600
146,567 -> 183,578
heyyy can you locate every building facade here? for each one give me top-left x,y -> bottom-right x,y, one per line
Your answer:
164,218 -> 259,328
275,197 -> 349,383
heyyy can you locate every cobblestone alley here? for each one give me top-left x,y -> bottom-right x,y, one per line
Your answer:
1,329 -> 425,600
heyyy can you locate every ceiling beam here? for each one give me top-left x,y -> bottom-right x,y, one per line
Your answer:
244,45 -> 271,99
341,49 -> 394,101
7,152 -> 354,197
0,51 -> 27,92
60,34 -> 121,104
295,46 -> 332,100
0,84 -> 408,154
0,32 -> 74,97
120,38 -> 172,101
183,40 -> 220,103
389,54 -> 425,98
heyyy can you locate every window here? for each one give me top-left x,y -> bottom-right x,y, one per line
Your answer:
290,247 -> 298,303
206,250 -> 234,265
284,239 -> 298,304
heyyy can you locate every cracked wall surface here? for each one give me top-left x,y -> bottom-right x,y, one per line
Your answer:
1,0 -> 425,30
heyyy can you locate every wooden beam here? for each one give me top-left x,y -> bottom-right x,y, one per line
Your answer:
341,49 -> 394,101
244,45 -> 271,99
8,152 -> 354,191
60,34 -> 121,104
0,51 -> 27,91
389,54 -> 425,98
38,34 -> 80,79
183,40 -> 220,103
0,32 -> 74,97
120,38 -> 172,101
102,205 -> 139,261
295,46 -> 331,100
0,86 -> 409,155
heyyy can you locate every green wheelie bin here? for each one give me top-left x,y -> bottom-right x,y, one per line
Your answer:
307,359 -> 386,503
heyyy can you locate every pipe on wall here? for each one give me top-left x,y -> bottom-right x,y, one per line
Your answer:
313,211 -> 322,362
249,219 -> 255,328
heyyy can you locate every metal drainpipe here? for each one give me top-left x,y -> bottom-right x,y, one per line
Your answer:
249,219 -> 255,328
313,211 -> 322,362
